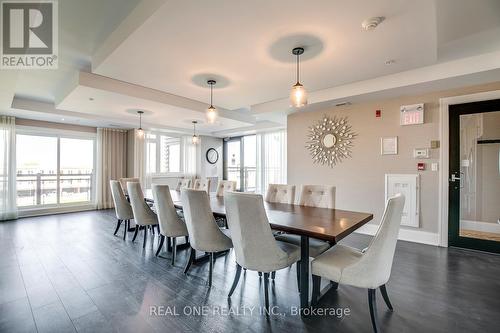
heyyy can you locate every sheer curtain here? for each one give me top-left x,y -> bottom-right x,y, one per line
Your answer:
96,128 -> 127,209
0,116 -> 17,221
256,130 -> 287,194
182,135 -> 198,177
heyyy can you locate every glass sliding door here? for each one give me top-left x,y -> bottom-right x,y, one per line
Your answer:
224,138 -> 242,190
59,138 -> 94,204
16,134 -> 58,206
16,131 -> 95,209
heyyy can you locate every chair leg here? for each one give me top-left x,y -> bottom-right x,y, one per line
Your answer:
113,219 -> 122,235
380,284 -> 394,311
171,237 -> 177,265
271,271 -> 276,280
368,289 -> 379,333
228,264 -> 242,297
296,261 -> 301,293
311,274 -> 321,305
155,235 -> 165,256
132,226 -> 139,242
258,272 -> 262,277
208,253 -> 214,287
122,220 -> 128,240
263,272 -> 270,313
167,237 -> 172,252
183,247 -> 195,274
143,226 -> 147,249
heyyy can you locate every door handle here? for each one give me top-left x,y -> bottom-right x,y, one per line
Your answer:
450,172 -> 464,188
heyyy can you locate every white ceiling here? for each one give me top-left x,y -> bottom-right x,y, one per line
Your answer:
2,0 -> 500,135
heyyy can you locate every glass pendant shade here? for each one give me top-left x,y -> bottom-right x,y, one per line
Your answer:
136,128 -> 144,138
207,105 -> 217,124
192,134 -> 199,144
290,82 -> 308,107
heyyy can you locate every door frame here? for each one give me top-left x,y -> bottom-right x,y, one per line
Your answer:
438,90 -> 500,247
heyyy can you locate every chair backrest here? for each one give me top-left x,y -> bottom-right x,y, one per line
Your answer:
109,180 -> 133,220
216,180 -> 236,197
152,184 -> 187,237
181,189 -> 232,252
193,178 -> 211,193
119,177 -> 140,195
299,185 -> 335,208
225,192 -> 289,272
265,184 -> 296,204
343,194 -> 405,288
127,182 -> 157,226
180,178 -> 191,189
175,178 -> 184,191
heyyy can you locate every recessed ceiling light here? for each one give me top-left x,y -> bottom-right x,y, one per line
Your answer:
61,118 -> 65,121
361,16 -> 385,31
385,59 -> 396,65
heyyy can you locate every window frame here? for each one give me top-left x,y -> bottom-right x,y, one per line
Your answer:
145,131 -> 183,177
15,126 -> 97,212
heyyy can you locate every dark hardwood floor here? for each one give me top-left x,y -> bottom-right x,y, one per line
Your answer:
1,210 -> 499,333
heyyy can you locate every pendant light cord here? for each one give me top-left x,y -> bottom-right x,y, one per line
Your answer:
296,53 -> 300,84
210,84 -> 213,107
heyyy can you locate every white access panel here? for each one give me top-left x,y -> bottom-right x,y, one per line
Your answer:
385,174 -> 420,228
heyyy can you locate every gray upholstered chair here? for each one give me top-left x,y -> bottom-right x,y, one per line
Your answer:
152,184 -> 189,264
311,194 -> 405,333
181,189 -> 233,287
299,184 -> 335,208
127,182 -> 158,249
119,177 -> 140,196
224,192 -> 300,311
265,184 -> 296,204
110,180 -> 134,240
193,178 -> 211,193
274,185 -> 334,258
180,178 -> 191,189
216,180 -> 236,197
175,178 -> 184,191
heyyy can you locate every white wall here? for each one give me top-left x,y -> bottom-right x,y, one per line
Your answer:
287,81 -> 500,244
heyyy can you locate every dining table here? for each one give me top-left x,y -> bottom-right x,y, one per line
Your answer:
144,189 -> 373,310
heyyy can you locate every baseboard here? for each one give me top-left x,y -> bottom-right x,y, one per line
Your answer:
461,219 -> 500,233
18,204 -> 97,218
355,223 -> 440,246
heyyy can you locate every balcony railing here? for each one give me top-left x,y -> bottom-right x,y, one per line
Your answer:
17,173 -> 94,207
226,166 -> 256,192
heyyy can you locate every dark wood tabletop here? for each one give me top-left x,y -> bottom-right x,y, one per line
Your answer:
145,189 -> 373,244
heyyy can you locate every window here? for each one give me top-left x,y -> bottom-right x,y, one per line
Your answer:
223,130 -> 286,194
16,131 -> 95,208
146,133 -> 181,174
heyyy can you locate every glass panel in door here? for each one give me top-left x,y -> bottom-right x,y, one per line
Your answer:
226,140 -> 241,190
458,111 -> 500,242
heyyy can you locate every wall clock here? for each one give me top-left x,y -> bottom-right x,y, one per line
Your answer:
306,115 -> 356,167
206,148 -> 219,164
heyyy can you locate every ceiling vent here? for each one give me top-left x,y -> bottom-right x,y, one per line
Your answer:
361,16 -> 385,31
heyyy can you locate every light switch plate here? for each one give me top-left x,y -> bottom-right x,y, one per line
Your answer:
413,148 -> 430,159
431,163 -> 438,171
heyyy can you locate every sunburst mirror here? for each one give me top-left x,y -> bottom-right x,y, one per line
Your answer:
306,115 -> 356,167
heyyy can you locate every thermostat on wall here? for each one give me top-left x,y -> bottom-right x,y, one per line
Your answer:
400,103 -> 424,125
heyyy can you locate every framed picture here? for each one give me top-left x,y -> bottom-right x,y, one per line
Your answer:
381,137 -> 398,155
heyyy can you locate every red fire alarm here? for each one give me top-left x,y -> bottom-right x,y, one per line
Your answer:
376,110 -> 381,117
417,162 -> 425,171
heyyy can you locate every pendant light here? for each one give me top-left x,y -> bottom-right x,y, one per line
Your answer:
136,110 -> 145,138
191,120 -> 199,144
290,47 -> 308,108
206,79 -> 217,123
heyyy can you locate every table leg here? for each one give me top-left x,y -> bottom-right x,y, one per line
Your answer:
300,235 -> 310,309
